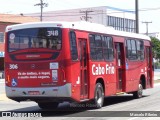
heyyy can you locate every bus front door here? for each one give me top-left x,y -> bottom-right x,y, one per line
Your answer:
79,39 -> 88,100
115,42 -> 125,92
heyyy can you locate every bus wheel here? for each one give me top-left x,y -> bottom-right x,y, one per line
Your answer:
133,83 -> 143,98
38,102 -> 59,109
93,83 -> 104,109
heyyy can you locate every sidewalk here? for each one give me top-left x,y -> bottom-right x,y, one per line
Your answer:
154,70 -> 160,80
0,79 -> 8,101
0,94 -> 10,101
0,79 -> 4,83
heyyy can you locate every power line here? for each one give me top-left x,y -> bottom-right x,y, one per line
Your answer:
21,8 -> 160,17
0,12 -> 105,18
0,11 -> 124,17
23,6 -> 160,17
22,6 -> 160,18
107,7 -> 160,14
34,0 -> 48,21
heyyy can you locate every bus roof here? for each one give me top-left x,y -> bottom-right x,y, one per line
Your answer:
6,21 -> 151,41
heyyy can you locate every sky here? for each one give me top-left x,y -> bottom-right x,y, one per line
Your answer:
0,0 -> 160,33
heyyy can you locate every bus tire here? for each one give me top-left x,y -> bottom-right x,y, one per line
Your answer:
93,83 -> 104,109
133,83 -> 143,98
38,102 -> 59,109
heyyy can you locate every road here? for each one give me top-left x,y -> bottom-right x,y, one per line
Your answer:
0,83 -> 160,119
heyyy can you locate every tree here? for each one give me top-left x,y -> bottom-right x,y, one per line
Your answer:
151,37 -> 160,61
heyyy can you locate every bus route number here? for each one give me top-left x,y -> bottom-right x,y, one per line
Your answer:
9,64 -> 18,69
47,30 -> 58,36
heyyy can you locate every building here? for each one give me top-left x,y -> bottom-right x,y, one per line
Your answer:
28,6 -> 136,33
0,14 -> 39,78
147,32 -> 160,40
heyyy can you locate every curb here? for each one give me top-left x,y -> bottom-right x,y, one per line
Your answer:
154,79 -> 160,84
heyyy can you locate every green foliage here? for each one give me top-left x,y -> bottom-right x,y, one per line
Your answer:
150,37 -> 160,60
154,62 -> 160,69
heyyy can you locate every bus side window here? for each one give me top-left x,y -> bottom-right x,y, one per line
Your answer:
126,39 -> 144,61
89,34 -> 96,60
102,36 -> 114,61
136,40 -> 144,60
69,31 -> 78,60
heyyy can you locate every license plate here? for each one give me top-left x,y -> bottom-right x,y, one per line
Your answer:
28,91 -> 40,95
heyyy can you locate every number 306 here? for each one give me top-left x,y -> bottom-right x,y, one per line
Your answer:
9,64 -> 18,69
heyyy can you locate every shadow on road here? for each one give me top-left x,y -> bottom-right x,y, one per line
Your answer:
4,94 -> 148,117
103,95 -> 149,106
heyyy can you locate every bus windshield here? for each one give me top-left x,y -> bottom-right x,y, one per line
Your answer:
8,27 -> 62,52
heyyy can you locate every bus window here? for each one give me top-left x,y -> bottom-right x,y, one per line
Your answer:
126,39 -> 137,60
126,39 -> 144,61
89,34 -> 103,61
69,31 -> 78,60
95,35 -> 103,60
89,34 -> 96,60
103,36 -> 114,61
136,40 -> 144,60
131,40 -> 137,60
8,28 -> 62,52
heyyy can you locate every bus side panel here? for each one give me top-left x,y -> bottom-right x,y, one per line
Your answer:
105,61 -> 117,96
125,40 -> 153,92
62,29 -> 81,102
88,61 -> 117,98
125,61 -> 145,92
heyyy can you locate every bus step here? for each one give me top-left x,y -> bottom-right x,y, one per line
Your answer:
116,92 -> 125,95
80,99 -> 90,102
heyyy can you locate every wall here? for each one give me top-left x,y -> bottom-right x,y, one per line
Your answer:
0,22 -> 14,32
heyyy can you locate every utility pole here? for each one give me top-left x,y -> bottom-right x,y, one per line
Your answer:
142,21 -> 152,35
135,0 -> 139,33
34,0 -> 48,21
80,10 -> 94,22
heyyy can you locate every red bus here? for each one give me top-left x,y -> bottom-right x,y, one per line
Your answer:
5,21 -> 153,109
